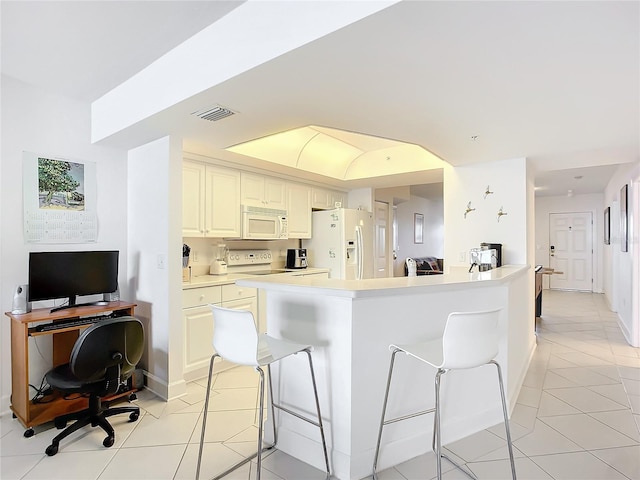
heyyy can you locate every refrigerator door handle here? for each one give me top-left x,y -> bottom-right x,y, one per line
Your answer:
356,225 -> 363,280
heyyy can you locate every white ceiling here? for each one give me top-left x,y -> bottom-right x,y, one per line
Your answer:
2,1 -> 638,197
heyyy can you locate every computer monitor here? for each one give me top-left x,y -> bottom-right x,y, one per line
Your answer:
28,250 -> 119,312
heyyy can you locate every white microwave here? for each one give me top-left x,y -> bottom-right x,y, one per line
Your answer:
241,205 -> 288,240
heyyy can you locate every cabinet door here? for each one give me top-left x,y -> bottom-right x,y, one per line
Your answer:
264,177 -> 287,209
287,183 -> 312,238
240,172 -> 264,207
182,162 -> 206,236
205,165 -> 241,238
330,190 -> 345,209
183,305 -> 215,374
241,172 -> 287,209
311,187 -> 331,209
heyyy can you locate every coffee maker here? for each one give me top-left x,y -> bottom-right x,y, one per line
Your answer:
286,248 -> 307,269
469,243 -> 501,272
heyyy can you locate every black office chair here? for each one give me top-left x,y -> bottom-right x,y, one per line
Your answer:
44,316 -> 144,456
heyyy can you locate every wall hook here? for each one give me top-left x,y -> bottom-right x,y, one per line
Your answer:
497,206 -> 508,222
464,201 -> 475,219
484,185 -> 494,199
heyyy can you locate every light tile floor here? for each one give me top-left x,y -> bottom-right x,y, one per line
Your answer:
1,290 -> 639,479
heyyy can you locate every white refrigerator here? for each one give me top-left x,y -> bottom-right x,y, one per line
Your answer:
303,208 -> 374,280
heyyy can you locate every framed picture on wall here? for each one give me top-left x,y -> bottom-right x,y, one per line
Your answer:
604,207 -> 610,245
414,213 -> 424,244
620,184 -> 628,252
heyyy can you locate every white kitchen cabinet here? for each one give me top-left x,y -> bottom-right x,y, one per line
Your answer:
182,283 -> 258,380
182,161 -> 241,238
311,187 -> 345,210
240,172 -> 286,210
287,182 -> 312,238
182,162 -> 206,237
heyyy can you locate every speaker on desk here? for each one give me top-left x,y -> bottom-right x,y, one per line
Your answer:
103,288 -> 120,302
12,284 -> 31,314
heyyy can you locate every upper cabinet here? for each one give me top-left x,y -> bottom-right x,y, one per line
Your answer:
241,172 -> 287,210
311,187 -> 346,210
183,161 -> 241,238
287,182 -> 312,238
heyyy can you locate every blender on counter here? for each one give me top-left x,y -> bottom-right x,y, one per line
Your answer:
210,244 -> 228,275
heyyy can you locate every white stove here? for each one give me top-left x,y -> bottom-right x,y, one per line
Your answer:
226,250 -> 287,275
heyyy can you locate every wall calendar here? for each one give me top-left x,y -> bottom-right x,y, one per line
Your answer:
22,152 -> 98,243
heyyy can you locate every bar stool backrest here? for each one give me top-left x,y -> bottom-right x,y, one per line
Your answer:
210,305 -> 259,366
441,308 -> 501,369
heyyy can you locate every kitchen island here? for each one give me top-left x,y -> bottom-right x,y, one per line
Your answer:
237,265 -> 533,480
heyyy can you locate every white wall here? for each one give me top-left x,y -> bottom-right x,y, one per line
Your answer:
603,161 -> 639,346
444,158 -> 530,268
395,194 -> 444,276
534,193 -> 604,292
0,76 -> 129,415
128,136 -> 185,400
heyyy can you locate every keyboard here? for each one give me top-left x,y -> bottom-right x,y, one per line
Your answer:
34,314 -> 116,333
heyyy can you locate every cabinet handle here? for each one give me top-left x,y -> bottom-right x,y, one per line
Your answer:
199,295 -> 205,301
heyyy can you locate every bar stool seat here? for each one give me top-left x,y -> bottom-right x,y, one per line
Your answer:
196,305 -> 330,480
372,308 -> 517,480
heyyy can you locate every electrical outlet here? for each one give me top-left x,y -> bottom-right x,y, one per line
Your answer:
157,254 -> 166,269
193,251 -> 199,262
459,251 -> 466,262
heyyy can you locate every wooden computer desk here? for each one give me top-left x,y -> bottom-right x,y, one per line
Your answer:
5,301 -> 137,437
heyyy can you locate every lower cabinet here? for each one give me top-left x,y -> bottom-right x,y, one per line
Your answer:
183,284 -> 257,380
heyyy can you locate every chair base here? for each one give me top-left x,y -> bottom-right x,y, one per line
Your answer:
372,350 -> 516,480
196,351 -> 330,480
45,395 -> 140,456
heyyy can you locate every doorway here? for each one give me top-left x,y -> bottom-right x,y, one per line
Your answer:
549,212 -> 593,291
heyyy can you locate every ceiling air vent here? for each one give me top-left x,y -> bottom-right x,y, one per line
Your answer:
191,105 -> 235,122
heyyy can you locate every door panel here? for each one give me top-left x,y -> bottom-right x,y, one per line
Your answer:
549,212 -> 593,291
374,201 -> 389,278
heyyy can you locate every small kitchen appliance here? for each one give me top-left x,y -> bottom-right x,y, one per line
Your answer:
210,244 -> 228,275
286,248 -> 307,269
469,247 -> 497,272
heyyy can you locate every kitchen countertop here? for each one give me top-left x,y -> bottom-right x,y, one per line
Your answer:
236,264 -> 529,297
182,267 -> 330,289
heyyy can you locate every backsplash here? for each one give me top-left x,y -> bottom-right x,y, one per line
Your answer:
182,237 -> 300,276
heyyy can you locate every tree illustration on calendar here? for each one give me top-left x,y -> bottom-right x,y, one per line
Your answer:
37,157 -> 85,210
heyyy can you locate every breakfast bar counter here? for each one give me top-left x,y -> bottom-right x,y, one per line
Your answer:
237,265 -> 534,480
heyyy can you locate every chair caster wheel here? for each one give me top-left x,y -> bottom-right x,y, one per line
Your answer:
103,436 -> 115,448
23,428 -> 34,438
129,411 -> 139,422
129,393 -> 137,401
54,418 -> 67,429
12,413 -> 16,419
45,444 -> 58,456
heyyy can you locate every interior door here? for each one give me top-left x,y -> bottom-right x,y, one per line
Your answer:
549,212 -> 593,291
374,201 -> 389,278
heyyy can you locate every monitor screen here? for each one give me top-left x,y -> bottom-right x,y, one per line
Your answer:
28,251 -> 119,308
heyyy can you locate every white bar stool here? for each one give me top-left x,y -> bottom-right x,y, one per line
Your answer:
372,308 -> 516,480
196,305 -> 330,480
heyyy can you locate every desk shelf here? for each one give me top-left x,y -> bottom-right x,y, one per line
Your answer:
5,302 -> 137,434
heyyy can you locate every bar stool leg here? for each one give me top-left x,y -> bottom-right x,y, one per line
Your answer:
266,364 -> 278,448
434,369 -> 444,480
256,367 -> 266,480
491,360 -> 517,480
304,349 -> 331,479
196,353 -> 219,480
372,348 -> 400,479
